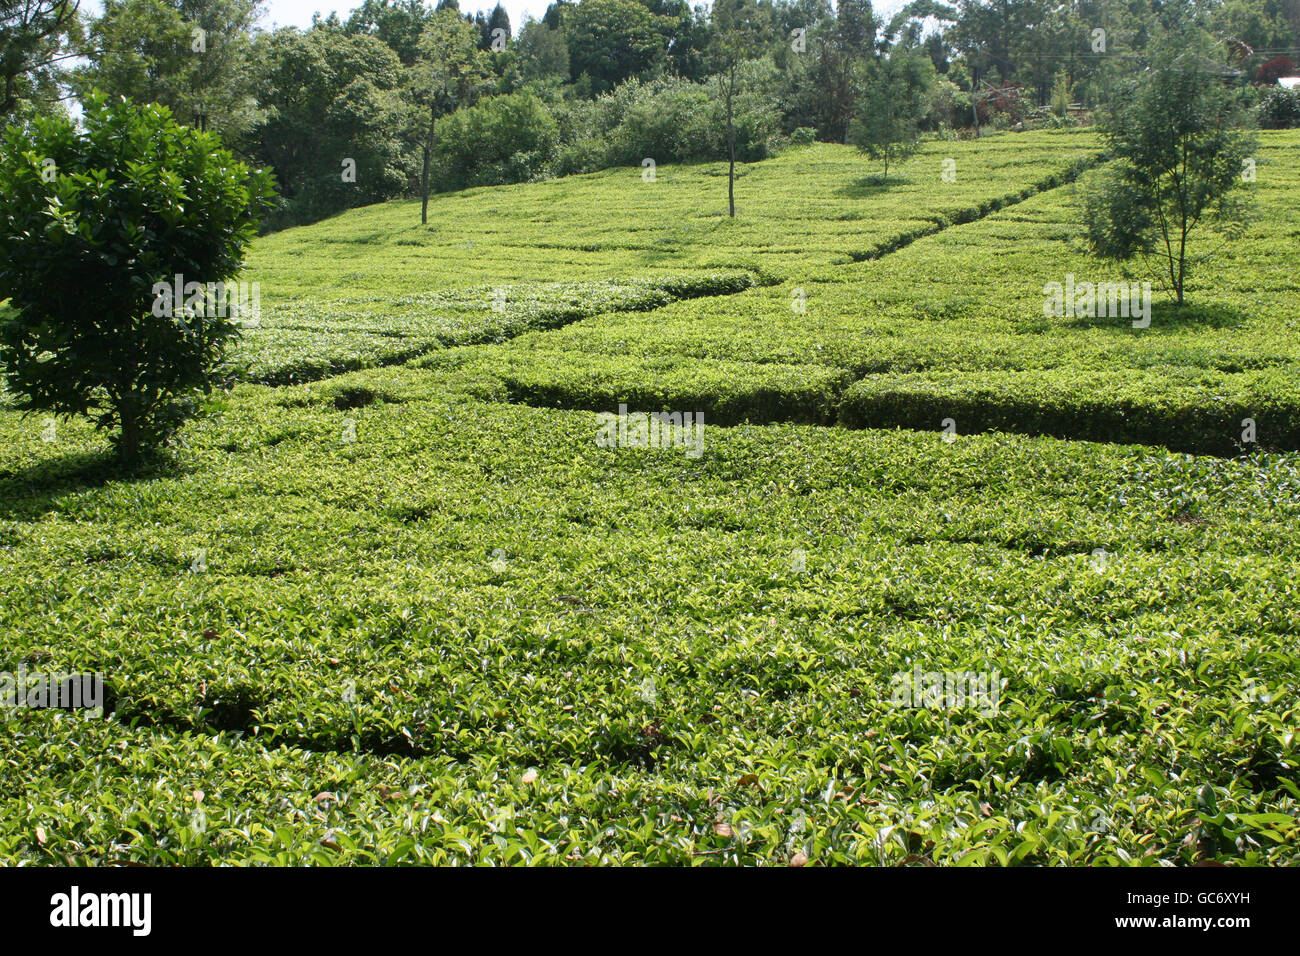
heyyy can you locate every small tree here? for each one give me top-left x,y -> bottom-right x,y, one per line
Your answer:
0,93 -> 275,460
1051,70 -> 1071,118
710,0 -> 766,218
1080,38 -> 1256,305
848,51 -> 931,184
411,8 -> 489,224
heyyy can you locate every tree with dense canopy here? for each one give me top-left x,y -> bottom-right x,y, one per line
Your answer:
0,95 -> 275,460
1081,33 -> 1257,304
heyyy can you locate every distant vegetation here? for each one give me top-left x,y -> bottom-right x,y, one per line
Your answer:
5,0 -> 1297,228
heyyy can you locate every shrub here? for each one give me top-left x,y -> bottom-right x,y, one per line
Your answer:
1080,39 -> 1256,303
552,73 -> 778,173
432,92 -> 559,191
0,94 -> 275,460
926,78 -> 972,131
604,78 -> 716,166
1256,55 -> 1296,86
1259,85 -> 1300,129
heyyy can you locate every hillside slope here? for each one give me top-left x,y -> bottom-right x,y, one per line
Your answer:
2,129 -> 1297,866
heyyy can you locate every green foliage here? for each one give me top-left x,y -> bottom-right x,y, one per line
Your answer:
848,51 -> 933,182
1081,36 -> 1258,303
0,94 -> 275,459
1258,85 -> 1300,129
4,125 -> 1297,868
411,8 -> 493,222
251,27 -> 410,229
2,361 -> 1298,865
926,76 -> 971,130
383,129 -> 1300,457
1051,71 -> 1071,118
426,343 -> 847,425
577,70 -> 777,169
563,0 -> 668,93
344,0 -> 435,65
711,0 -> 770,215
73,0 -> 263,146
0,0 -> 78,119
234,273 -> 754,385
839,367 -> 1300,456
517,18 -> 569,82
431,92 -> 559,191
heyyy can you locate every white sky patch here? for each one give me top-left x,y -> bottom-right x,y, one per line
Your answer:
78,0 -> 917,34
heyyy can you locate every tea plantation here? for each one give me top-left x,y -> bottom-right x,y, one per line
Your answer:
2,129 -> 1297,865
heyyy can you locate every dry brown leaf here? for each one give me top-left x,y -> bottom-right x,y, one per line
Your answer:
522,768 -> 538,784
790,851 -> 808,867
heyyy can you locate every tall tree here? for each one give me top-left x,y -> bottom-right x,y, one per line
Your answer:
0,0 -> 79,120
344,0 -> 434,65
485,2 -> 511,48
73,0 -> 262,145
564,0 -> 667,93
412,7 -> 489,223
517,17 -> 568,81
249,26 -> 410,226
787,0 -> 876,142
711,0 -> 766,216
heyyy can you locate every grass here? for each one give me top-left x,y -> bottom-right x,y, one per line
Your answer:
1,128 -> 1298,866
457,133 -> 1300,453
230,273 -> 755,385
244,129 -> 1101,295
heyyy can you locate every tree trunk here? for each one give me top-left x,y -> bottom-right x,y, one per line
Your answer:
727,66 -> 736,219
116,403 -> 142,464
421,143 -> 431,225
421,101 -> 435,225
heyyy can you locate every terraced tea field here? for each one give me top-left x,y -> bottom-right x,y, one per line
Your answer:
2,129 -> 1297,865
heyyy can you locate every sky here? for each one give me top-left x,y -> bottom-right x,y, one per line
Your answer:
255,0 -> 913,32
79,0 -> 915,33
260,0 -> 547,29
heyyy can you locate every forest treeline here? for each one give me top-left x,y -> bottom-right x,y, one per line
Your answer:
3,0 -> 1298,229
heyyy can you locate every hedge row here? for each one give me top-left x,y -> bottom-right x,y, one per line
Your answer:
420,346 -> 852,426
838,366 -> 1300,456
232,272 -> 755,386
